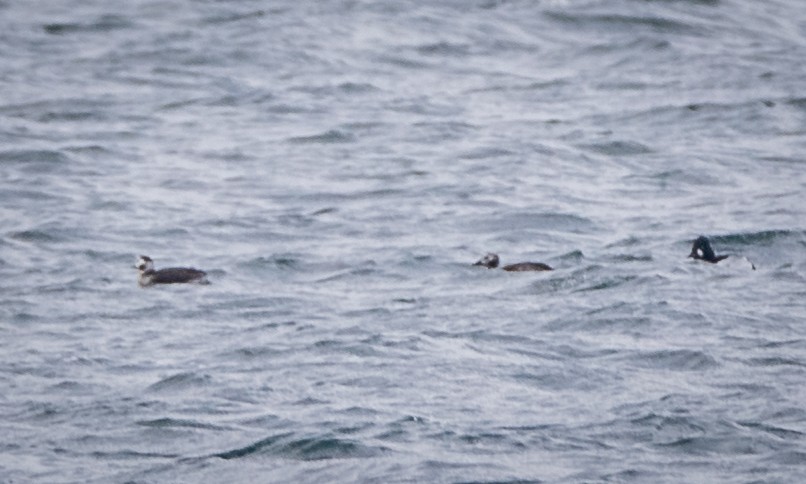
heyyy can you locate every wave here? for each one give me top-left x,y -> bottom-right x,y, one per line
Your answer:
8,229 -> 64,244
136,418 -> 227,431
0,149 -> 71,164
545,11 -> 703,35
710,230 -> 805,246
286,130 -> 355,144
478,212 -> 597,234
213,432 -> 388,461
629,349 -> 719,371
146,372 -> 212,393
43,15 -> 133,35
577,140 -> 654,156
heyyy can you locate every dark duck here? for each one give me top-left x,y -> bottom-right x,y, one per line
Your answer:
135,255 -> 209,286
474,253 -> 553,272
688,236 -> 755,270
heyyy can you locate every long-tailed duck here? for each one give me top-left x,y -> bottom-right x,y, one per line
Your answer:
688,236 -> 755,270
135,255 -> 209,286
473,253 -> 553,272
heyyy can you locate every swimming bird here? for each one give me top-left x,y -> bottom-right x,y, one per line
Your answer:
135,255 -> 209,287
688,236 -> 755,270
473,253 -> 553,272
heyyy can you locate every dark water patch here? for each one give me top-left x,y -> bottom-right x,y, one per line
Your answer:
394,94 -> 466,120
341,306 -> 393,320
81,249 -> 129,263
744,357 -> 806,368
8,229 -> 63,244
785,96 -> 806,110
159,97 -> 207,110
137,418 -> 227,431
214,432 -> 387,461
286,129 -> 354,144
557,250 -> 585,262
415,41 -> 471,57
148,227 -> 191,238
613,392 -> 706,417
641,168 -> 720,187
375,53 -> 433,70
241,320 -> 297,333
147,372 -> 212,393
336,82 -> 380,94
757,338 -> 804,350
545,11 -> 701,35
202,9 -> 266,25
265,103 -> 322,114
422,329 -> 536,348
574,274 -> 638,292
0,149 -> 71,165
626,413 -> 707,442
10,311 -> 40,324
292,82 -> 380,96
278,211 -> 318,228
1,189 -> 68,203
578,140 -> 653,156
629,349 -> 719,371
43,15 -> 133,35
64,144 -> 115,158
767,451 -> 806,466
655,0 -> 720,4
36,110 -> 108,123
315,266 -> 379,283
313,337 -> 388,358
227,345 -> 287,360
467,77 -> 570,94
458,147 -> 515,160
554,344 -> 619,360
198,216 -> 261,230
737,421 -> 805,440
528,264 -> 604,295
456,477 -> 544,484
656,434 -> 775,456
428,428 -> 523,450
714,382 -> 776,401
392,297 -> 418,304
760,155 -> 803,165
612,100 -> 763,131
547,315 -> 651,333
201,296 -> 297,312
47,380 -> 92,393
605,236 -> 643,249
294,397 -> 328,406
90,450 -> 179,460
712,230 -> 803,246
376,415 -> 429,441
311,207 -> 338,216
607,253 -> 653,263
240,255 -> 300,271
512,366 -> 603,392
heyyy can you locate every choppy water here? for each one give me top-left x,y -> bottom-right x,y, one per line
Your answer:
2,0 -> 806,482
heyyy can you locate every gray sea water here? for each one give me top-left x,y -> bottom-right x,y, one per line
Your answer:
2,0 -> 806,482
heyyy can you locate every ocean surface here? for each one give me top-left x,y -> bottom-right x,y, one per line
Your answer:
1,0 -> 805,482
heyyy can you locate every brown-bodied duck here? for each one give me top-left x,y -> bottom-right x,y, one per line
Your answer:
473,253 -> 553,272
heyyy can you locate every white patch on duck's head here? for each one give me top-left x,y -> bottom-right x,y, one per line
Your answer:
474,253 -> 500,268
136,255 -> 154,272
